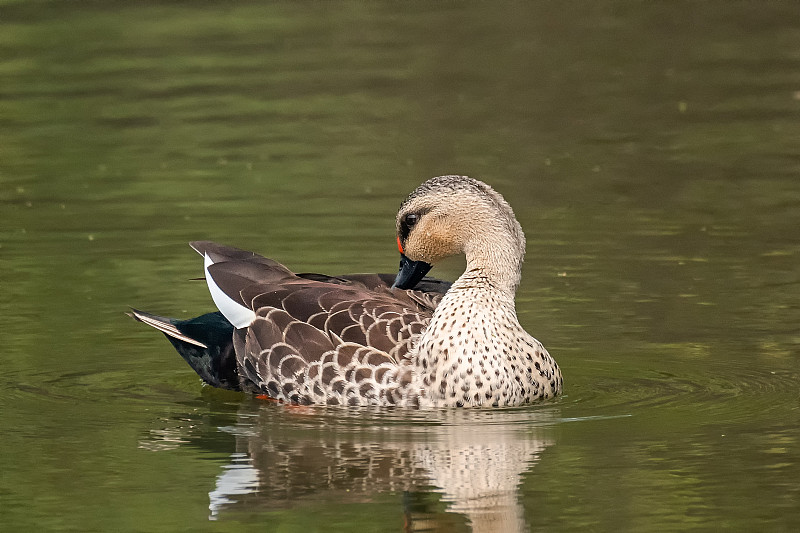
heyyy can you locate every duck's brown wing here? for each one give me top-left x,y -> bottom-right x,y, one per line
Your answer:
295,272 -> 449,312
192,241 -> 448,312
198,242 -> 436,406
298,271 -> 450,293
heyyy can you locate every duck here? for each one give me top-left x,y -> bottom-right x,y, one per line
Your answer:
131,175 -> 562,407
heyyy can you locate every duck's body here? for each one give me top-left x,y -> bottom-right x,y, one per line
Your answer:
410,277 -> 558,407
133,176 -> 562,407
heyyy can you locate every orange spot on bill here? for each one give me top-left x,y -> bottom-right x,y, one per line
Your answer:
397,235 -> 404,254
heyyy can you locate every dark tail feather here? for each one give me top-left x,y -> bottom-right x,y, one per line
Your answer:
129,309 -> 240,391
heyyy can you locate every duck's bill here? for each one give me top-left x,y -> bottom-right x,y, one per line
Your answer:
392,254 -> 433,289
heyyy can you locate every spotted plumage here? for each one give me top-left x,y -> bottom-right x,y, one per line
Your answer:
132,175 -> 563,407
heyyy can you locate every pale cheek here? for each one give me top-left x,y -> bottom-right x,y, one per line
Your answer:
403,237 -> 432,263
417,242 -> 439,263
407,225 -> 462,262
422,237 -> 460,263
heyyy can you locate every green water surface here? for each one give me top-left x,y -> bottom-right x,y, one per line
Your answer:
2,2 -> 799,532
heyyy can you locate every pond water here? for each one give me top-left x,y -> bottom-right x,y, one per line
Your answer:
2,1 -> 799,531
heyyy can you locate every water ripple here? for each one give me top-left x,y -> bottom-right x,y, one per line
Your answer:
560,358 -> 799,425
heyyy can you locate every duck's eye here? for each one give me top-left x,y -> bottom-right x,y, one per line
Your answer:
399,213 -> 420,244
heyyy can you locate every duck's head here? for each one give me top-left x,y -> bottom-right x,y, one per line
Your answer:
392,175 -> 526,291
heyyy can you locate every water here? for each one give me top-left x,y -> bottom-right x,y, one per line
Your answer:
2,1 -> 799,531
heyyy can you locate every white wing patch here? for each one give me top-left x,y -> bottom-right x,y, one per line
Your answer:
204,252 -> 257,328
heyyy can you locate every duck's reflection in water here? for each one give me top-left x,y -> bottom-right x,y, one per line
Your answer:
199,403 -> 557,532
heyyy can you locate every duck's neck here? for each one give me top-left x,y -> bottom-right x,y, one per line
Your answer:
453,231 -> 524,297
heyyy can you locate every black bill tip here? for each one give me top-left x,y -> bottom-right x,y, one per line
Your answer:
392,254 -> 433,289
